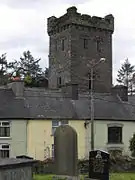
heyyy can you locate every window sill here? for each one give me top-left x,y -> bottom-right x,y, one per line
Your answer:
106,142 -> 124,150
0,137 -> 11,139
107,142 -> 124,144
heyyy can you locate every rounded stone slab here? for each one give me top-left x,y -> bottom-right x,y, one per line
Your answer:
54,125 -> 78,177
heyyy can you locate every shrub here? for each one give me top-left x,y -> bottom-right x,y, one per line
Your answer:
129,133 -> 135,157
33,158 -> 54,174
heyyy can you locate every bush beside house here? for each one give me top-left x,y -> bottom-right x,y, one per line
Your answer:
33,156 -> 135,175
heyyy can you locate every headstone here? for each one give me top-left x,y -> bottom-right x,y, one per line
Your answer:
53,125 -> 79,180
0,158 -> 37,180
85,150 -> 110,180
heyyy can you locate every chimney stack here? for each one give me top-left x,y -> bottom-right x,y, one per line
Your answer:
111,85 -> 128,101
61,83 -> 78,100
7,80 -> 24,98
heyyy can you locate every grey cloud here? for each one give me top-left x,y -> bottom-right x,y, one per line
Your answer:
61,0 -> 90,4
0,0 -> 46,9
0,29 -> 48,52
0,0 -> 90,9
113,36 -> 135,60
112,35 -> 135,83
0,37 -> 38,50
33,46 -> 49,55
0,35 -> 49,67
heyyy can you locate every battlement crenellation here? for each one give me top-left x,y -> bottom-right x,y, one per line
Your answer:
47,6 -> 114,35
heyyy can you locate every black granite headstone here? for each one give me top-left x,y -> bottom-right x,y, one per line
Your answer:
89,150 -> 109,180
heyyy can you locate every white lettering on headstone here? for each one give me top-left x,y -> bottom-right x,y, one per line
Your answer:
93,151 -> 105,173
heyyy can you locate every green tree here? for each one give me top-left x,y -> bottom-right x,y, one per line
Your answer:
0,53 -> 9,85
8,50 -> 43,87
117,59 -> 135,93
0,53 -> 7,75
24,74 -> 32,86
129,133 -> 135,157
19,50 -> 42,78
8,60 -> 21,77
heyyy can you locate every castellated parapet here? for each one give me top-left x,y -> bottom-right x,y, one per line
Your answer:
47,6 -> 114,35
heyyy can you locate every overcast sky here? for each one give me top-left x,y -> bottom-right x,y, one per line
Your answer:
0,0 -> 134,84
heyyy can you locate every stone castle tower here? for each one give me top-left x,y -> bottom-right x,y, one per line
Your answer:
47,6 -> 114,93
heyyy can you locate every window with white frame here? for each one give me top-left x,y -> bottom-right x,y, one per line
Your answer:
52,120 -> 68,136
108,126 -> 122,144
0,121 -> 10,137
0,144 -> 10,158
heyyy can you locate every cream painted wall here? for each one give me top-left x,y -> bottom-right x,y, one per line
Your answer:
27,120 -> 52,160
0,120 -> 27,157
27,120 -> 86,160
69,121 -> 85,159
27,119 -> 135,161
11,120 -> 27,157
86,120 -> 135,157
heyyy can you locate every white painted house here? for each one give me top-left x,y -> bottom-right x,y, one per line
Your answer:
85,120 -> 135,158
84,87 -> 135,158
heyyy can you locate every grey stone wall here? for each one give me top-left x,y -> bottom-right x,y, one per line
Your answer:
70,25 -> 113,93
48,28 -> 72,89
47,6 -> 114,93
0,166 -> 32,180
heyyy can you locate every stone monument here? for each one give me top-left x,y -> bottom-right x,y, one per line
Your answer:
0,158 -> 37,180
85,150 -> 110,180
53,125 -> 79,180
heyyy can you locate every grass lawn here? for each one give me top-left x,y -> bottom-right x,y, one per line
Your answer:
34,173 -> 135,180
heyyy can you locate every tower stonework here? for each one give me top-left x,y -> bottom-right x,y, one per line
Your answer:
47,6 -> 114,93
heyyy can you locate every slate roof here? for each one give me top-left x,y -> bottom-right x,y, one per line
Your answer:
0,89 -> 29,119
0,86 -> 135,121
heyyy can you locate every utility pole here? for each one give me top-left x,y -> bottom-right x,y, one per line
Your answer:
89,58 -> 106,151
90,67 -> 94,150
